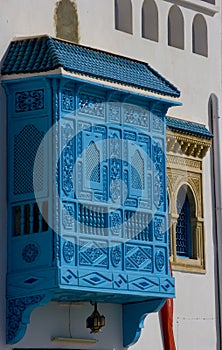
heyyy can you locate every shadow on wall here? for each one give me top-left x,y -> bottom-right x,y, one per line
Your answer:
55,0 -> 80,43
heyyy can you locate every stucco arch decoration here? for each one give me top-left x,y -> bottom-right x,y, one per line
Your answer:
166,116 -> 212,272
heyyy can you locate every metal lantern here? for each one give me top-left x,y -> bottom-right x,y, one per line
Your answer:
86,302 -> 105,333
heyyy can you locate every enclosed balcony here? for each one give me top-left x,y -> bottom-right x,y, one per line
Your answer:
2,35 -> 180,346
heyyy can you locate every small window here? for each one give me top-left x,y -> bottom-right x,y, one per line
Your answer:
192,14 -> 208,57
176,186 -> 195,258
115,0 -> 133,34
167,119 -> 212,273
142,0 -> 158,42
168,5 -> 184,50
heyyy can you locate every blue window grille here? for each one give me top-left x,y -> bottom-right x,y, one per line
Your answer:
86,141 -> 101,183
176,188 -> 191,258
131,150 -> 144,190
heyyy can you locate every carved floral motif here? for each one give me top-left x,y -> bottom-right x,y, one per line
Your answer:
153,141 -> 165,210
155,250 -> 165,272
111,246 -> 122,267
15,89 -> 44,112
124,105 -> 149,128
109,102 -> 121,122
62,204 -> 75,230
7,295 -> 45,343
22,243 -> 39,263
62,89 -> 74,111
78,94 -> 104,117
62,123 -> 74,195
63,241 -> 75,263
111,212 -> 122,235
154,216 -> 165,241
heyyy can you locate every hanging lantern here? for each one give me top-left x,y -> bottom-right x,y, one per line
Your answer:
86,302 -> 105,333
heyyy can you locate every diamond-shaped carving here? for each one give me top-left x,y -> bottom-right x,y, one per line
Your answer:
114,274 -> 127,288
79,240 -> 108,267
62,269 -> 77,284
160,278 -> 175,293
132,278 -> 158,290
83,272 -> 110,286
126,245 -> 152,271
24,277 -> 38,284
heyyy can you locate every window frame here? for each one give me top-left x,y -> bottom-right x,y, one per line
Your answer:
166,128 -> 211,273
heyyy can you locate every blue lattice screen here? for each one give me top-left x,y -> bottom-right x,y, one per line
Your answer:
176,191 -> 191,257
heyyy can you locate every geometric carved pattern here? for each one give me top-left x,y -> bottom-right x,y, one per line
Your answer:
131,150 -> 144,190
108,101 -> 121,122
14,125 -> 44,195
82,272 -> 111,286
22,243 -> 40,263
155,250 -> 165,272
132,277 -> 159,291
61,122 -> 75,196
124,104 -> 149,128
86,141 -> 100,183
126,245 -> 152,271
111,245 -> 122,267
62,203 -> 75,230
62,89 -> 74,111
7,294 -> 45,343
154,216 -> 165,241
79,240 -> 108,267
15,89 -> 44,112
167,130 -> 211,159
110,211 -> 122,236
63,241 -> 75,263
153,140 -> 165,210
152,114 -> 164,133
78,94 -> 105,118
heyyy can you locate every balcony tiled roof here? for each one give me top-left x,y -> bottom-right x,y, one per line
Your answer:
2,35 -> 180,98
166,116 -> 213,138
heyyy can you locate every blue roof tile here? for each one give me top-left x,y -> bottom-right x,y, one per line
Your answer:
166,116 -> 212,138
2,36 -> 180,98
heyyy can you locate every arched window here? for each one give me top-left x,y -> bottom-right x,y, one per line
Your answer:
86,141 -> 100,183
115,0 -> 133,34
192,14 -> 208,57
176,186 -> 195,258
142,0 -> 158,42
131,150 -> 144,190
55,0 -> 79,43
168,5 -> 184,50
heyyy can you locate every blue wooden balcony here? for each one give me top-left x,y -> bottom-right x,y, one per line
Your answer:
2,36 -> 180,346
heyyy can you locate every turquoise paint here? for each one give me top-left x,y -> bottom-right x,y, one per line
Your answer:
2,37 -> 179,346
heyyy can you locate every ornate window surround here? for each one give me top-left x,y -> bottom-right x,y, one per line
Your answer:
166,117 -> 212,273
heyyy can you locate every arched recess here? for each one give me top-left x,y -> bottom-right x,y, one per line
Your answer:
131,150 -> 144,189
142,0 -> 158,42
176,185 -> 196,258
168,5 -> 184,50
115,0 -> 133,34
55,0 -> 79,43
192,14 -> 208,57
86,141 -> 101,183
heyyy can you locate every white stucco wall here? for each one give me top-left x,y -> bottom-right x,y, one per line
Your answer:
0,0 -> 220,349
